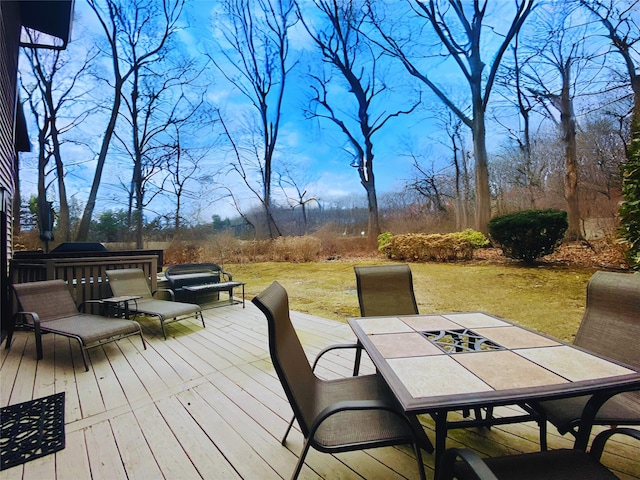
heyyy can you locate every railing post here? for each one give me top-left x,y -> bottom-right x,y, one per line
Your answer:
45,259 -> 55,280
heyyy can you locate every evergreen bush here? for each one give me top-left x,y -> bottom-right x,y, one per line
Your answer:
488,209 -> 568,264
619,114 -> 640,270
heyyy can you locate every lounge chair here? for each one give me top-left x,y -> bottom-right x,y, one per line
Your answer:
105,268 -> 204,339
252,281 -> 430,480
437,427 -> 640,479
7,279 -> 146,371
532,270 -> 640,449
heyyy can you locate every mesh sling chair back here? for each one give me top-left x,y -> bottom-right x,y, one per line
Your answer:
7,279 -> 146,371
252,281 -> 429,480
437,427 -> 640,480
353,264 -> 418,376
354,264 -> 419,317
534,270 -> 640,448
105,268 -> 204,339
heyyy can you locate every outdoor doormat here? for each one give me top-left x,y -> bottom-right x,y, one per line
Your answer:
0,392 -> 65,470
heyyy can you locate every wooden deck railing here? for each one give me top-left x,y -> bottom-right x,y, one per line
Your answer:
9,255 -> 159,312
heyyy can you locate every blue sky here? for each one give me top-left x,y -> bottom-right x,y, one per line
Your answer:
18,0 -> 594,223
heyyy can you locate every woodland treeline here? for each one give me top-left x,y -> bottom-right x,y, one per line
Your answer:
16,0 -> 640,257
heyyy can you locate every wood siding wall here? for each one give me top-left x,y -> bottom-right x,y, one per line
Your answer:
1,2 -> 19,247
1,2 -> 20,336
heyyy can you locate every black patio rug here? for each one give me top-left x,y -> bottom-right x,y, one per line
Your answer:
0,392 -> 65,470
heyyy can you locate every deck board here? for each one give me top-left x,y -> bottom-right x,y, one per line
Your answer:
1,303 -> 638,479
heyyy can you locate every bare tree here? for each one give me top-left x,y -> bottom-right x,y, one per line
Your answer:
519,6 -> 601,240
299,0 -> 419,245
208,0 -> 297,239
276,164 -> 319,235
20,31 -> 94,243
581,0 -> 640,120
495,35 -> 541,210
76,0 -> 184,241
370,0 -> 534,234
115,52 -> 205,248
580,0 -> 640,263
441,112 -> 472,230
164,125 -> 212,233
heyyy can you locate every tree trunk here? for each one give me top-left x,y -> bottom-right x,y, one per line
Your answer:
51,126 -> 70,241
75,87 -> 121,241
361,149 -> 380,247
472,106 -> 491,234
559,61 -> 582,241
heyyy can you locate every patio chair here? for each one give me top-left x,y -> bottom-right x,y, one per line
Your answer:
7,279 -> 146,371
436,427 -> 640,479
252,281 -> 431,480
353,264 -> 419,375
105,268 -> 204,340
533,270 -> 640,450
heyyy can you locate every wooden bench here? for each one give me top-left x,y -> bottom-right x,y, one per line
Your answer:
164,263 -> 245,308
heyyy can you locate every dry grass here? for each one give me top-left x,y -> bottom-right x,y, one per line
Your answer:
228,258 -> 599,343
160,234 -> 626,343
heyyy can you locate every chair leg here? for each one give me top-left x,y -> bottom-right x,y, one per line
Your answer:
4,328 -> 12,350
161,318 -> 167,340
78,342 -> 90,371
353,340 -> 362,376
408,414 -> 434,453
199,311 -> 205,329
282,416 -> 296,445
139,330 -> 147,350
290,438 -> 312,480
34,323 -> 43,360
412,440 -> 427,480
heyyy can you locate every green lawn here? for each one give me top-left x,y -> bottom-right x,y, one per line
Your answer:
229,259 -> 599,342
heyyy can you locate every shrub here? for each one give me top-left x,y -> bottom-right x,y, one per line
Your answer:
377,232 -> 393,256
164,240 -> 204,264
383,230 -> 488,262
270,236 -> 322,262
488,209 -> 568,264
452,228 -> 490,249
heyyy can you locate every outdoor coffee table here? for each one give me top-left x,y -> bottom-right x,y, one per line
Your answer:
348,312 -> 640,475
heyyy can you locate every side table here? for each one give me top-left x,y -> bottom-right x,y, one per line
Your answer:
102,295 -> 142,319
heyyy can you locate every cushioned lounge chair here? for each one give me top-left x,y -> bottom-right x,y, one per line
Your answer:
7,279 -> 146,371
533,271 -> 640,450
252,281 -> 431,480
437,427 -> 640,480
105,268 -> 204,339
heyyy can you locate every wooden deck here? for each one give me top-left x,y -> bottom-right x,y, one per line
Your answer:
1,304 -> 639,479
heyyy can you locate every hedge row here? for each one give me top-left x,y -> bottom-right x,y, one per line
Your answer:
378,229 -> 489,262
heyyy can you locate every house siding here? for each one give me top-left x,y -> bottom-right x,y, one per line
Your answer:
1,2 -> 19,250
1,1 -> 20,336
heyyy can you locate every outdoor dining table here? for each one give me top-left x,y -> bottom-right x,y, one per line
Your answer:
347,312 -> 640,476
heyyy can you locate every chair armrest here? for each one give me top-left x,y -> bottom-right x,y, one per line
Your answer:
221,270 -> 233,281
153,288 -> 175,301
14,312 -> 44,360
14,311 -> 40,327
311,343 -> 363,371
311,399 -> 407,434
590,428 -> 640,460
573,386 -> 640,450
437,448 -> 499,480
